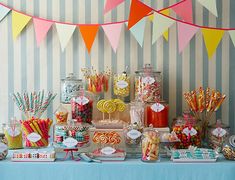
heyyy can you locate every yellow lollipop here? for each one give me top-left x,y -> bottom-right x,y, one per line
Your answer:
97,99 -> 106,113
103,100 -> 116,114
113,99 -> 126,112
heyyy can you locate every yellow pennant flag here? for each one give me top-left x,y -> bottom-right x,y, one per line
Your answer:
201,28 -> 224,59
148,14 -> 154,21
12,11 -> 31,39
160,9 -> 170,41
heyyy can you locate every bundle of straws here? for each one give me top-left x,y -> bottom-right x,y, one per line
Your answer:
12,90 -> 57,119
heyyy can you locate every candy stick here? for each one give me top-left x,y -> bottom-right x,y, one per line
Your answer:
32,121 -> 48,145
21,124 -> 38,147
29,122 -> 44,146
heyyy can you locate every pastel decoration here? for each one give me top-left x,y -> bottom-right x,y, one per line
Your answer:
197,0 -> 218,17
0,4 -> 11,22
148,14 -> 154,21
104,0 -> 125,14
171,0 -> 193,23
229,31 -> 235,47
160,9 -> 170,41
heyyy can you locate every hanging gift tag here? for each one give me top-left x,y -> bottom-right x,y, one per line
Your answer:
127,129 -> 142,140
116,80 -> 128,89
75,96 -> 89,105
142,76 -> 155,85
0,142 -> 8,153
27,133 -> 41,142
101,146 -> 116,155
151,103 -> 165,112
212,128 -> 227,137
63,137 -> 78,148
183,127 -> 197,136
7,129 -> 21,137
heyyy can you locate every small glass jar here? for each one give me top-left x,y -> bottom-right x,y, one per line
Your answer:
141,127 -> 160,162
61,73 -> 83,104
146,101 -> 169,128
0,133 -> 8,160
208,120 -> 229,152
54,104 -> 69,124
135,64 -> 162,103
113,72 -> 130,97
129,102 -> 144,126
222,135 -> 235,160
124,123 -> 143,148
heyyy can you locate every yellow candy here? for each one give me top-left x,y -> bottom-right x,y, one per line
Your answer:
113,99 -> 126,112
103,100 -> 116,114
113,74 -> 130,97
97,99 -> 106,113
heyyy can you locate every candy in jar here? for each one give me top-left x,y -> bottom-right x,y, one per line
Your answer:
124,122 -> 143,147
222,135 -> 235,160
141,127 -> 160,162
54,104 -> 69,123
129,102 -> 144,125
113,71 -> 130,97
0,133 -> 8,160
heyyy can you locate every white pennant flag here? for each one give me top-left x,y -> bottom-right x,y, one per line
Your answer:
0,4 -> 11,22
197,0 -> 218,17
229,31 -> 235,47
56,23 -> 76,51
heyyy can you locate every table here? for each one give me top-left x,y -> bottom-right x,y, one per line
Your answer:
1,154 -> 235,180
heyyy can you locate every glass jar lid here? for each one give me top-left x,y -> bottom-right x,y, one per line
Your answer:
135,64 -> 161,74
61,73 -> 82,82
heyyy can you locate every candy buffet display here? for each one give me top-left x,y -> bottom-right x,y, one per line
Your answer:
123,123 -> 143,147
0,133 -> 8,160
208,120 -> 229,152
222,135 -> 235,160
60,73 -> 83,104
129,101 -> 144,125
141,127 -> 160,162
53,121 -> 90,149
21,118 -> 52,148
54,104 -> 69,124
113,70 -> 130,97
135,64 -> 162,103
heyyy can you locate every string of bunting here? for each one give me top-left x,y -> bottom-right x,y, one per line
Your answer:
0,0 -> 234,59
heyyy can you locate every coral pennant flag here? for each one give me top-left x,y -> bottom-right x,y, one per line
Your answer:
0,4 -> 11,22
127,0 -> 152,29
160,9 -> 170,41
33,18 -> 53,46
102,23 -> 123,53
229,31 -> 235,47
177,22 -> 199,53
202,28 -> 224,59
12,11 -> 31,39
104,0 -> 125,14
171,0 -> 193,23
79,25 -> 99,53
197,0 -> 218,17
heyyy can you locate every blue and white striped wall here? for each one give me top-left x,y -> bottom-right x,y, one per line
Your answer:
0,0 -> 234,132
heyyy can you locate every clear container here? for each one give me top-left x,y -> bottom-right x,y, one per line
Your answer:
123,123 -> 143,147
0,133 -> 8,160
113,71 -> 130,97
208,120 -> 229,152
141,127 -> 160,162
2,119 -> 23,149
222,135 -> 235,160
135,64 -> 162,103
54,104 -> 69,124
129,102 -> 144,126
61,73 -> 83,104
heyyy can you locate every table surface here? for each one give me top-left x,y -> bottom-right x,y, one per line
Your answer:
0,152 -> 235,180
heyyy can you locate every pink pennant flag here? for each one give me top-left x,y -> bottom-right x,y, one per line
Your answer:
102,23 -> 123,53
104,0 -> 125,14
177,22 -> 199,53
171,0 -> 193,23
33,18 -> 53,46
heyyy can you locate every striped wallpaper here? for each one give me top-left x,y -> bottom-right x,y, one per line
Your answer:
0,0 -> 234,133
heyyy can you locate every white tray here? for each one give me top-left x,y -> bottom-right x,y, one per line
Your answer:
11,158 -> 56,162
173,158 -> 217,163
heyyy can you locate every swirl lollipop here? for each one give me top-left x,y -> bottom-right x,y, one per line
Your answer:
103,100 -> 116,120
97,99 -> 106,120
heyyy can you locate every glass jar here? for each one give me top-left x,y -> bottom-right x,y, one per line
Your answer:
71,90 -> 94,124
208,120 -> 229,152
141,127 -> 160,162
0,133 -> 8,160
54,104 -> 69,124
222,135 -> 235,160
146,101 -> 169,128
129,102 -> 144,126
113,71 -> 130,97
123,123 -> 143,148
61,73 -> 83,104
135,64 -> 162,103
2,119 -> 23,149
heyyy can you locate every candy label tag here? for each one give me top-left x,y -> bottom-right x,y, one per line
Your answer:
142,76 -> 155,85
63,137 -> 78,148
0,142 -> 7,153
27,133 -> 41,142
212,128 -> 227,137
7,129 -> 21,137
127,129 -> 142,140
151,103 -> 165,112
116,80 -> 128,89
75,96 -> 89,105
183,127 -> 197,136
101,146 -> 116,155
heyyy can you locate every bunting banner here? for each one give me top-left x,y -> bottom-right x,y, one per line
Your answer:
197,0 -> 218,17
0,5 -> 10,22
171,0 -> 193,23
177,22 -> 199,53
127,0 -> 152,29
56,23 -> 76,51
161,9 -> 171,41
33,18 -> 53,46
104,0 -> 125,14
202,28 -> 224,59
79,25 -> 99,53
229,31 -> 235,47
12,11 -> 31,39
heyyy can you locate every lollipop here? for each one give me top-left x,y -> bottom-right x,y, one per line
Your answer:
103,100 -> 116,114
113,99 -> 126,112
97,100 -> 106,113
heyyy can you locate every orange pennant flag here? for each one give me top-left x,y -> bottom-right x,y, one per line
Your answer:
79,25 -> 99,53
128,0 -> 152,29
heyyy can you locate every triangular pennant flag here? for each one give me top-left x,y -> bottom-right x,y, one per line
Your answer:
128,18 -> 146,47
0,5 -> 11,22
102,23 -> 122,53
148,14 -> 154,21
128,0 -> 152,29
33,18 -> 53,46
197,0 -> 218,17
229,31 -> 235,47
160,9 -> 170,41
202,28 -> 224,59
56,23 -> 76,51
171,0 -> 193,23
177,22 -> 199,53
12,11 -> 32,39
152,13 -> 175,44
79,25 -> 99,53
104,0 -> 125,14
